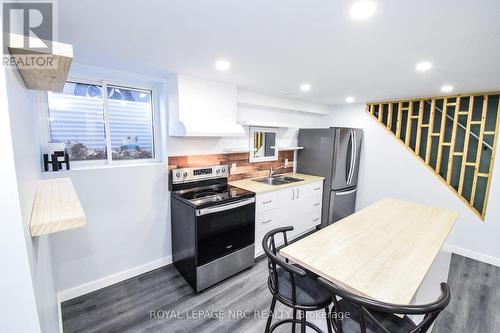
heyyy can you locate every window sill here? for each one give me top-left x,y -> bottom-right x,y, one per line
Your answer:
41,160 -> 166,174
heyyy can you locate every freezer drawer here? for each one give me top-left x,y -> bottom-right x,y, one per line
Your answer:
328,187 -> 357,223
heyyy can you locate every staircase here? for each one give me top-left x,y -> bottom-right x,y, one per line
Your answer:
367,93 -> 500,220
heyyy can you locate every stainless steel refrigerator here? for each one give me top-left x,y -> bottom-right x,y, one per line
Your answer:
297,127 -> 363,228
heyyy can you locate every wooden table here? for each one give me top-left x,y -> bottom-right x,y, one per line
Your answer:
280,198 -> 458,305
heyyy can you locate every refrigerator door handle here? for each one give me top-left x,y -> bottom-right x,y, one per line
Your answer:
344,131 -> 350,184
336,188 -> 357,196
345,131 -> 352,184
350,131 -> 357,185
347,131 -> 355,185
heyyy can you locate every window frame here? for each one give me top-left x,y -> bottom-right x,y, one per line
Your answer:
38,76 -> 161,169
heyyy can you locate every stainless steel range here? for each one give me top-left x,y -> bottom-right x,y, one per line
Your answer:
170,165 -> 256,292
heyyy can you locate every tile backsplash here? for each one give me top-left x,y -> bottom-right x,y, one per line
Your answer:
168,150 -> 294,181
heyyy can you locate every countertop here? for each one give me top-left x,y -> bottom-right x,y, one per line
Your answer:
229,172 -> 324,194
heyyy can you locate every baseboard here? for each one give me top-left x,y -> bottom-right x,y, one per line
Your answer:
57,255 -> 173,303
57,294 -> 63,333
443,244 -> 500,268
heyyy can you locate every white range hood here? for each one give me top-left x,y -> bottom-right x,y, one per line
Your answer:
167,75 -> 245,137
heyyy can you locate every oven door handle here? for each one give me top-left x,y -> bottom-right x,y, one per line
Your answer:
196,197 -> 256,216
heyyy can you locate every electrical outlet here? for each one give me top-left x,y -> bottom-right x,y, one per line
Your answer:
231,163 -> 237,173
284,159 -> 289,167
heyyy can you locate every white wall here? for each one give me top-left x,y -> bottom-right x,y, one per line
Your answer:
43,164 -> 170,292
5,67 -> 60,333
40,65 -> 171,295
326,103 -> 500,265
1,67 -> 46,332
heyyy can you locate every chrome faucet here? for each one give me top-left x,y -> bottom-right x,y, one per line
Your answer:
269,165 -> 286,178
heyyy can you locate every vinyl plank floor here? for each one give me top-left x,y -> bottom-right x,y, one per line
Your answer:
62,258 -> 317,333
62,254 -> 499,333
432,254 -> 500,333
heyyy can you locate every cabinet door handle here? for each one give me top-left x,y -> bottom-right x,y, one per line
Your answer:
313,203 -> 320,206
262,219 -> 272,224
314,187 -> 321,190
291,189 -> 295,200
312,217 -> 320,222
262,200 -> 272,204
296,188 -> 300,199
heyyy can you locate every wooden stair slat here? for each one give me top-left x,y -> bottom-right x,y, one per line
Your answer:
366,92 -> 500,221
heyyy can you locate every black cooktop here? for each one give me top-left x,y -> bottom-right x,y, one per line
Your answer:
172,183 -> 255,208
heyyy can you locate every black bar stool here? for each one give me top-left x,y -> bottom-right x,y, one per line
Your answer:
262,226 -> 333,333
317,277 -> 451,333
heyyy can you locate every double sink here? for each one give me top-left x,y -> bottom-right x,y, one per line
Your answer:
252,175 -> 304,186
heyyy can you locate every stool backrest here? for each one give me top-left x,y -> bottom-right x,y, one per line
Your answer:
262,226 -> 306,306
317,277 -> 450,333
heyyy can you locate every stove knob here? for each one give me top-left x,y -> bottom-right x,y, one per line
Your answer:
183,172 -> 188,177
221,168 -> 226,173
175,172 -> 180,178
216,169 -> 220,174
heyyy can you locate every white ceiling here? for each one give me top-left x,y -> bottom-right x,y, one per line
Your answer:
58,0 -> 500,105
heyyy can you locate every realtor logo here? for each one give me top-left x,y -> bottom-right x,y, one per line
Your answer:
2,1 -> 56,68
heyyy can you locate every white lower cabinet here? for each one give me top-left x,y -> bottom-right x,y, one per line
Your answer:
254,180 -> 323,257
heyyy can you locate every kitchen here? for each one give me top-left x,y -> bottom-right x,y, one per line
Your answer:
1,1 -> 500,333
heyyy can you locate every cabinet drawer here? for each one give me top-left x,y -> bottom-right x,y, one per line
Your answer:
292,208 -> 321,238
255,209 -> 279,235
297,181 -> 323,199
302,196 -> 322,211
308,207 -> 321,224
256,192 -> 277,212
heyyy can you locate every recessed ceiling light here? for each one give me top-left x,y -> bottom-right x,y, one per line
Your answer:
416,61 -> 432,72
441,85 -> 453,93
215,59 -> 231,71
350,1 -> 376,20
300,83 -> 311,92
346,96 -> 355,103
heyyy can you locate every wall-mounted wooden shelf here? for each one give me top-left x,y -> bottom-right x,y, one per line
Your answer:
30,178 -> 86,237
7,34 -> 73,92
367,92 -> 500,220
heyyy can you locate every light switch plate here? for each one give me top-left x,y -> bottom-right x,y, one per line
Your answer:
231,163 -> 237,173
284,159 -> 289,167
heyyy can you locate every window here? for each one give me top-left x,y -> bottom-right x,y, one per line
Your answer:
45,80 -> 156,164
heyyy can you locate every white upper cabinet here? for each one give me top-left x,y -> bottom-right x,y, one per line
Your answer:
167,75 -> 245,137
